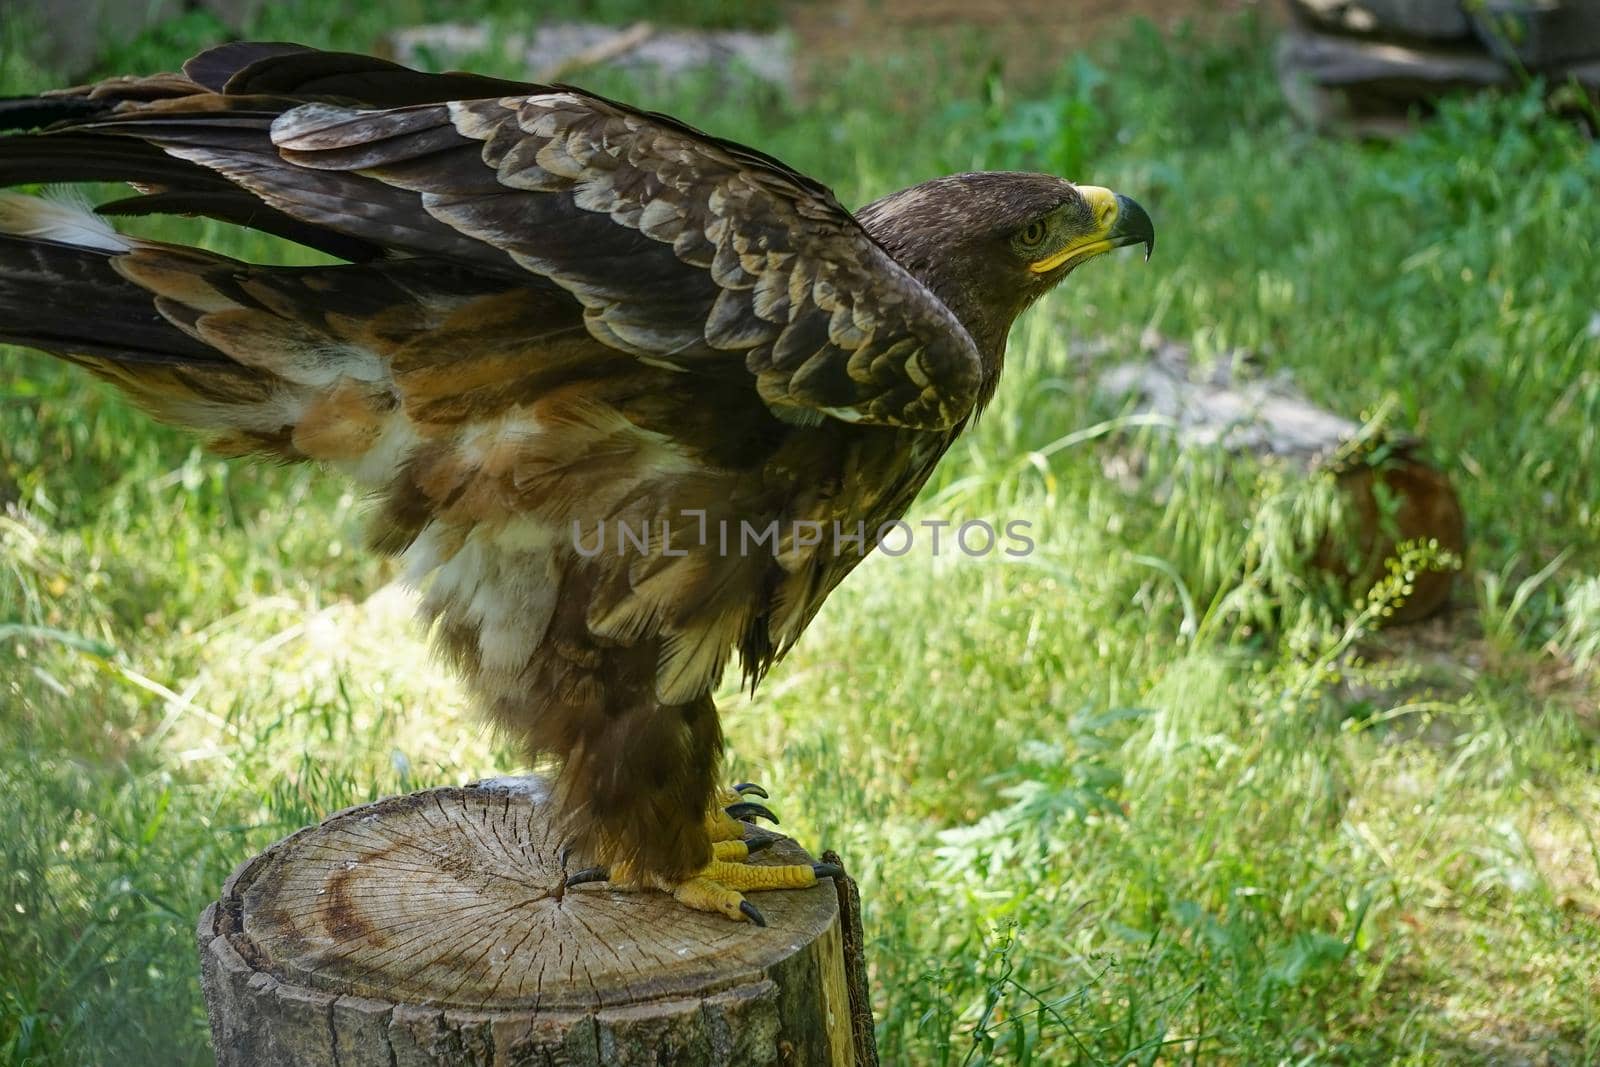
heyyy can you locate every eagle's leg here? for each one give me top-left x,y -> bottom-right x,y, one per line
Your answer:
592,849 -> 839,926
555,689 -> 836,923
604,789 -> 837,927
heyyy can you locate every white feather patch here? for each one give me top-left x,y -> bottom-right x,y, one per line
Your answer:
329,416 -> 420,486
0,190 -> 129,252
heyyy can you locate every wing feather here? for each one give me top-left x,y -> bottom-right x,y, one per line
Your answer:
259,89 -> 983,428
16,44 -> 981,427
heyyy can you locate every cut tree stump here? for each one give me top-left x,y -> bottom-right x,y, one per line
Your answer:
197,777 -> 877,1066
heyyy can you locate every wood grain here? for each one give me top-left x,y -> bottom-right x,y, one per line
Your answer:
199,778 -> 868,1066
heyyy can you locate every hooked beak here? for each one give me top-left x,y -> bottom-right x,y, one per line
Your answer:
1107,193 -> 1156,261
1027,187 -> 1156,274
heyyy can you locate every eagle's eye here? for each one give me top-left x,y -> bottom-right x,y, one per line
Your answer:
1017,220 -> 1049,250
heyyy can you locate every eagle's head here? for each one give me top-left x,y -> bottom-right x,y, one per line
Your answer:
857,172 -> 1154,378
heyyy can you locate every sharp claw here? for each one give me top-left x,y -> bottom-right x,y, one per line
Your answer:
562,866 -> 609,888
725,801 -> 779,824
739,899 -> 768,927
812,863 -> 844,881
733,781 -> 769,799
743,832 -> 779,854
558,844 -> 574,870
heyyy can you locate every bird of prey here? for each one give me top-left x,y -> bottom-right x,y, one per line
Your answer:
0,43 -> 1153,924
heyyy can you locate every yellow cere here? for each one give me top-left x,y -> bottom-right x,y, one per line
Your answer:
1028,185 -> 1120,274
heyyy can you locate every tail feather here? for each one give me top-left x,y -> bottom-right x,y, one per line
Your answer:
95,191 -> 385,262
1,44 -> 586,485
0,193 -> 306,450
0,39 -> 552,264
0,228 -> 220,366
0,94 -> 109,133
0,132 -> 233,189
0,193 -> 498,478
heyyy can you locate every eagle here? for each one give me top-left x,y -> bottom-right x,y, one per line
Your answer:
0,43 -> 1153,925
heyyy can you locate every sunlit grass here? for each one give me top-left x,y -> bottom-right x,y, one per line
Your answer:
3,5 -> 1599,1065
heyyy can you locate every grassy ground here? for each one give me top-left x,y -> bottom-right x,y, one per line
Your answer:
3,3 -> 1599,1064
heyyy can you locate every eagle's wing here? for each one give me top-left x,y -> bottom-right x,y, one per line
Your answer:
39,45 -> 981,430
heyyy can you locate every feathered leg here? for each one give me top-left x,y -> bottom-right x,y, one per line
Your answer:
551,695 -> 835,926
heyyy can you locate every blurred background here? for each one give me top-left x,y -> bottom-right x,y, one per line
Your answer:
2,1 -> 1597,1063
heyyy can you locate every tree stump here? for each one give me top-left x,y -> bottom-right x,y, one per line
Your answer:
197,777 -> 877,1066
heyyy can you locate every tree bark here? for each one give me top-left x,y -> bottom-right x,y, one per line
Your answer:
197,777 -> 875,1066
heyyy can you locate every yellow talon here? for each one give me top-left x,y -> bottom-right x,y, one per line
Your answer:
705,808 -> 745,842
703,859 -> 818,892
712,839 -> 750,862
646,858 -> 830,924
652,874 -> 747,921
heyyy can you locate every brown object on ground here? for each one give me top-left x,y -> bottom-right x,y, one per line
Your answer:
1319,442 -> 1467,623
197,778 -> 874,1066
1099,336 -> 1467,622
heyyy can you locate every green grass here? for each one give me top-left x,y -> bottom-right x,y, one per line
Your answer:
4,5 -> 1600,1064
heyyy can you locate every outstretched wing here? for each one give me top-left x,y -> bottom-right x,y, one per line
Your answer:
35,44 -> 981,429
